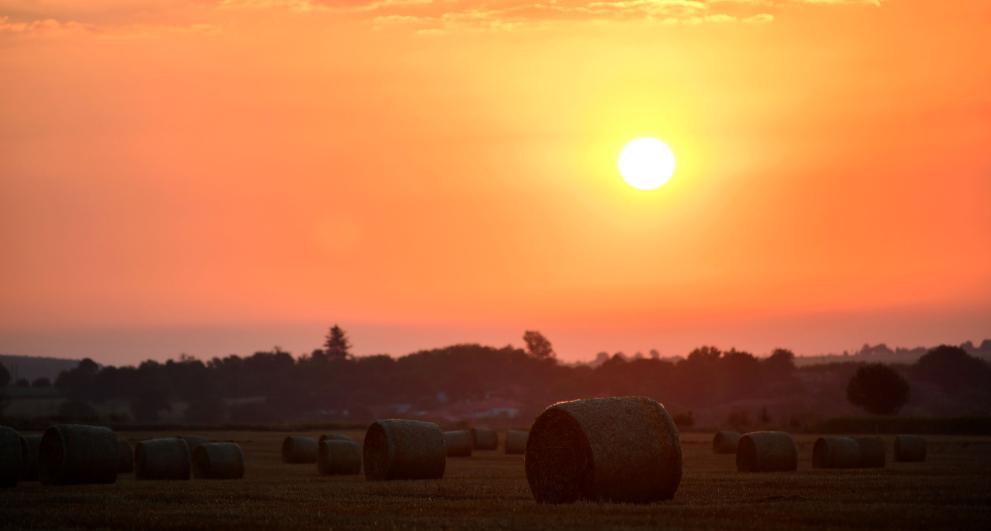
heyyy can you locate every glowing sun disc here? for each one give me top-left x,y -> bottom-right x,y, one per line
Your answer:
618,137 -> 676,190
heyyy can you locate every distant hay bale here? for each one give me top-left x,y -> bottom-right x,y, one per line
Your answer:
712,431 -> 741,454
282,436 -> 318,464
177,435 -> 209,451
736,431 -> 798,472
853,436 -> 886,468
894,435 -> 926,462
0,426 -> 24,488
505,430 -> 528,455
19,434 -> 42,481
192,443 -> 245,479
117,439 -> 134,473
135,437 -> 191,480
525,396 -> 682,504
471,428 -> 498,451
317,439 -> 362,475
39,424 -> 118,485
443,430 -> 473,457
318,434 -> 353,444
812,436 -> 861,469
363,419 -> 445,480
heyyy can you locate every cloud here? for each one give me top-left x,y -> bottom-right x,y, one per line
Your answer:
0,0 -> 884,36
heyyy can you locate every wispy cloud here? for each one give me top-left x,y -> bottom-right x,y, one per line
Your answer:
0,0 -> 886,36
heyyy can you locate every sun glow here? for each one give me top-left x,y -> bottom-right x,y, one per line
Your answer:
618,137 -> 676,190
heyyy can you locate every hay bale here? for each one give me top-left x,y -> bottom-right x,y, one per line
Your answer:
19,434 -> 42,481
318,434 -> 353,444
0,426 -> 24,488
894,435 -> 926,462
853,436 -> 886,468
117,439 -> 134,473
177,435 -> 209,451
505,430 -> 528,455
135,437 -> 191,480
317,439 -> 361,475
39,424 -> 118,485
471,427 -> 498,451
443,430 -> 473,457
192,442 -> 244,479
736,431 -> 798,472
812,436 -> 861,469
525,396 -> 682,504
712,431 -> 741,454
363,419 -> 445,480
282,436 -> 318,464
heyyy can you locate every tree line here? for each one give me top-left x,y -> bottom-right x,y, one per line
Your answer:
2,326 -> 989,426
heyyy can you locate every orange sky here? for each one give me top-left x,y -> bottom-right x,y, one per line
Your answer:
1,0 -> 989,364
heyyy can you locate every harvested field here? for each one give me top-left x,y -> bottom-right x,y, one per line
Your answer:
1,431 -> 989,530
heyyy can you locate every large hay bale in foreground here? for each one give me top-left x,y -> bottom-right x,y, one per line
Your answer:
177,435 -> 209,451
117,440 -> 134,473
318,439 -> 361,475
813,436 -> 861,469
192,443 -> 244,479
19,434 -> 42,481
471,428 -> 498,451
736,431 -> 798,472
525,396 -> 682,504
39,424 -> 118,485
712,431 -> 741,454
505,430 -> 528,455
894,435 -> 926,462
135,438 -> 191,480
363,419 -> 445,480
853,436 -> 886,468
0,426 -> 24,488
443,430 -> 473,457
282,436 -> 318,464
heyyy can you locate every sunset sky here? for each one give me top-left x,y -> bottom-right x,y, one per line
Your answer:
1,0 -> 989,365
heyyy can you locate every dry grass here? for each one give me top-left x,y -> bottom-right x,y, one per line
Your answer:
2,431 -> 990,530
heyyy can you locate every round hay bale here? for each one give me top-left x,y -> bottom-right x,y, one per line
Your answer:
853,436 -> 886,468
282,436 -> 318,464
117,439 -> 134,474
363,419 -> 445,481
135,437 -> 191,480
505,430 -> 528,455
894,435 -> 926,462
812,436 -> 861,469
39,424 -> 118,485
471,427 -> 498,451
712,431 -> 741,454
317,439 -> 361,475
736,431 -> 798,472
192,442 -> 244,479
443,430 -> 473,457
525,396 -> 682,504
0,426 -> 24,488
20,434 -> 42,481
318,434 -> 353,444
177,435 -> 209,451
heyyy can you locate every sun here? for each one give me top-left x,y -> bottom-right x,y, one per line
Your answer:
618,137 -> 676,190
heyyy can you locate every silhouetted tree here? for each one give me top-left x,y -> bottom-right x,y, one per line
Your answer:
523,330 -> 555,360
32,377 -> 51,388
57,399 -> 98,421
847,363 -> 910,415
912,345 -> 989,391
0,362 -> 9,387
323,325 -> 352,361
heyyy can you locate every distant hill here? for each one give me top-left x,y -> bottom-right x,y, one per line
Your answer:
0,354 -> 81,383
795,339 -> 991,367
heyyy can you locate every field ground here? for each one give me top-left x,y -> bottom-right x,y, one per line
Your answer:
2,431 -> 990,530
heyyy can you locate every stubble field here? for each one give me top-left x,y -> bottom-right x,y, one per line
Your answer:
2,431 -> 990,530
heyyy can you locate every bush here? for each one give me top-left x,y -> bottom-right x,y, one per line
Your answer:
847,363 -> 910,415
